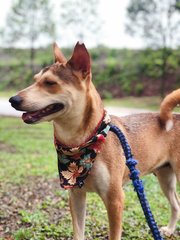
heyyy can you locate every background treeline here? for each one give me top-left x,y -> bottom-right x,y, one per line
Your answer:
0,46 -> 179,98
1,0 -> 180,99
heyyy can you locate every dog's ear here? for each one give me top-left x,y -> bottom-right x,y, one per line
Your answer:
53,42 -> 67,63
67,42 -> 91,76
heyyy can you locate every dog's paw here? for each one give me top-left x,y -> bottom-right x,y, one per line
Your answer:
160,226 -> 174,237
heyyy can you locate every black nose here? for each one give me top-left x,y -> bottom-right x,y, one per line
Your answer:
9,95 -> 23,109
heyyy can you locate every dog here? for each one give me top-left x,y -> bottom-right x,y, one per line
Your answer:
9,42 -> 180,240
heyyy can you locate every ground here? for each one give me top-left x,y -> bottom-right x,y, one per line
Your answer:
0,111 -> 180,240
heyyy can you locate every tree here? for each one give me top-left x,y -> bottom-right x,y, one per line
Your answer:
3,0 -> 55,73
59,0 -> 102,46
126,0 -> 180,97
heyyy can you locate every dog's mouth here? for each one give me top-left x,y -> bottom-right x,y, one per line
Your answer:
22,103 -> 64,124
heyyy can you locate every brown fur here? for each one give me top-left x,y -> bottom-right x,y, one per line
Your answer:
10,42 -> 180,240
160,89 -> 180,124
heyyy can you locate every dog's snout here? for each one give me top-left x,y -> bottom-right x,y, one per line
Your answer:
9,95 -> 23,109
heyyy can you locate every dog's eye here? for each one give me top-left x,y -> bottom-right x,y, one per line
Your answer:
44,81 -> 57,86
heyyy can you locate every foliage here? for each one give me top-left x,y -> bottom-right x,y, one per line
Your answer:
126,0 -> 180,97
0,46 -> 179,97
3,0 -> 55,47
126,0 -> 180,48
2,0 -> 55,73
91,47 -> 180,97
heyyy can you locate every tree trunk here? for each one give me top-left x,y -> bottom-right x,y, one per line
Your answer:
30,37 -> 35,74
30,47 -> 35,74
160,48 -> 167,98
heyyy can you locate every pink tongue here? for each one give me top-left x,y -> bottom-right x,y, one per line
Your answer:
22,111 -> 40,121
22,112 -> 30,121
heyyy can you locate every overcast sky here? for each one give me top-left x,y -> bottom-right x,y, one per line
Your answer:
0,0 -> 144,49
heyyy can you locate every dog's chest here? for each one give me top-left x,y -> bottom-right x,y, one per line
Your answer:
83,160 -> 110,196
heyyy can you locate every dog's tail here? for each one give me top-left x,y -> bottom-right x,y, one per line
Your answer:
159,89 -> 180,131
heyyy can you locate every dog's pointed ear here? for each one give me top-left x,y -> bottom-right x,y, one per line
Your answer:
67,42 -> 91,76
53,42 -> 67,63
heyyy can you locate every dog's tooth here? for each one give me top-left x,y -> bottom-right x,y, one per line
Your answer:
47,106 -> 53,111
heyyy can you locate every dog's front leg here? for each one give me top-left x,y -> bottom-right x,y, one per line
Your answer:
69,189 -> 86,240
103,186 -> 124,240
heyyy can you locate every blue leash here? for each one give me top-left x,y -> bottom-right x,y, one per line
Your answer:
109,124 -> 164,240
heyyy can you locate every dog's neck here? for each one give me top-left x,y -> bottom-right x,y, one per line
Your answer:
53,82 -> 104,146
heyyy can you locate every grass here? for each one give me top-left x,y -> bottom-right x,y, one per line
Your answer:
0,117 -> 180,240
0,117 -> 57,183
104,96 -> 179,113
104,96 -> 161,111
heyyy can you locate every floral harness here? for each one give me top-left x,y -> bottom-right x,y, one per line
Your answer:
54,111 -> 111,189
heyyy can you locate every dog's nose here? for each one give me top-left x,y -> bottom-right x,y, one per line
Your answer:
9,95 -> 23,109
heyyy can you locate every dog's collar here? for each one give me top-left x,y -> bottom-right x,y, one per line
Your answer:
54,111 -> 111,189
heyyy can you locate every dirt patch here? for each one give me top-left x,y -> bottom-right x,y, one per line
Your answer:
0,177 -> 65,239
0,141 -> 17,153
1,176 -> 179,239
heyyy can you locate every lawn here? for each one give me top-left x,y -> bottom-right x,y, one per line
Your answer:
0,117 -> 179,240
104,96 -> 161,111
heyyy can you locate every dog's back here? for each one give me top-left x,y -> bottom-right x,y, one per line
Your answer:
110,89 -> 180,182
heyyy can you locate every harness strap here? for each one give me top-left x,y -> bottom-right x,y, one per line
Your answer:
109,124 -> 164,240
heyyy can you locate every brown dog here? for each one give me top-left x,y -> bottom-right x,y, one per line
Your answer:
9,42 -> 180,240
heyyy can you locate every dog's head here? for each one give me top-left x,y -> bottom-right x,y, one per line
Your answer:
9,42 -> 92,124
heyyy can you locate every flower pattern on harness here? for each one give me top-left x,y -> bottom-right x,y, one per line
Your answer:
54,111 -> 111,189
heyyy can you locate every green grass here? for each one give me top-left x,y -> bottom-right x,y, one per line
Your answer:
0,117 -> 57,183
0,117 -> 179,239
104,96 -> 180,112
104,96 -> 161,111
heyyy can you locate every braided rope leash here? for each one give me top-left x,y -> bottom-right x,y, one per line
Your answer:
109,124 -> 164,240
